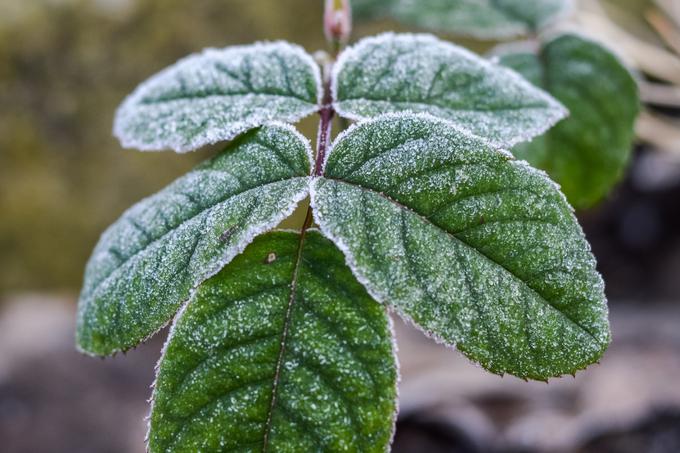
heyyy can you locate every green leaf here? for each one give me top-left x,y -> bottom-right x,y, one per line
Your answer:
150,231 -> 397,452
352,0 -> 395,19
114,42 -> 321,152
77,124 -> 312,356
499,34 -> 640,209
333,33 -> 567,148
311,113 -> 610,380
391,0 -> 573,39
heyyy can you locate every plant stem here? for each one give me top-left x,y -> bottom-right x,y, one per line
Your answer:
315,61 -> 335,176
314,109 -> 335,177
300,63 -> 335,232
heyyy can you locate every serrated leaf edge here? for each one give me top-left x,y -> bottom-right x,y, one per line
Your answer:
310,177 -> 610,380
310,113 -> 610,379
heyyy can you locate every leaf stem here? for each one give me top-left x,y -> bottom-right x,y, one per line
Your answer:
314,64 -> 335,177
299,62 -> 335,233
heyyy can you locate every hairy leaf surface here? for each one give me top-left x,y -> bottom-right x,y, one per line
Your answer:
150,231 -> 397,452
114,42 -> 321,152
77,125 -> 312,356
391,0 -> 572,39
499,34 -> 639,209
311,114 -> 610,380
333,33 -> 567,148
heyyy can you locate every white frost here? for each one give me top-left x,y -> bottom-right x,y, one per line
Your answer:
114,41 -> 322,152
332,32 -> 568,149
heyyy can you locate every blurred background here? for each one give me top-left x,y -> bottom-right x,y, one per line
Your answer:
1,0 -> 679,451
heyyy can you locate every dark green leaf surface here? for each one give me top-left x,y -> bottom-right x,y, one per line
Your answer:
352,0 -> 395,19
499,34 -> 640,209
150,231 -> 397,452
333,33 -> 567,148
312,114 -> 610,380
114,42 -> 321,152
77,125 -> 311,356
391,0 -> 572,39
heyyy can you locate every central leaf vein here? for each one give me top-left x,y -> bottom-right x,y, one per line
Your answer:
329,178 -> 599,343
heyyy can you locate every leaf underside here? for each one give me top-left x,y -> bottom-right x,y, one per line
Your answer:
77,125 -> 311,356
151,231 -> 397,453
499,34 -> 640,209
391,0 -> 572,39
114,42 -> 321,152
312,113 -> 610,380
333,33 -> 567,149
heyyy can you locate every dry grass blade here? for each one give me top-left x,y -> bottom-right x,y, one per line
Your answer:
645,7 -> 680,56
639,81 -> 680,108
636,110 -> 680,156
574,10 -> 680,85
655,0 -> 680,28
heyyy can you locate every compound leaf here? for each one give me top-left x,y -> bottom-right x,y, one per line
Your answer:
333,33 -> 567,148
311,114 -> 610,380
499,34 -> 640,209
77,125 -> 312,356
391,0 -> 573,39
114,42 -> 321,152
150,231 -> 397,452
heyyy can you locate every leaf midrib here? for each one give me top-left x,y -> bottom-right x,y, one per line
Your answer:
323,177 -> 600,344
336,97 -> 552,114
139,91 -> 317,107
261,224 -> 309,452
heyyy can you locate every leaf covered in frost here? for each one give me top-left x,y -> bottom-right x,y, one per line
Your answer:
114,42 -> 321,152
498,34 -> 640,209
311,113 -> 610,380
333,33 -> 567,148
77,124 -> 312,356
391,0 -> 573,39
150,231 -> 397,452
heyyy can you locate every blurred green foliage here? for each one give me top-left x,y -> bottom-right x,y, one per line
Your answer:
0,0 -> 330,292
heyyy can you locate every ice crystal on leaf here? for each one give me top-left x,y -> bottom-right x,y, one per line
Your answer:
77,124 -> 312,356
333,33 -> 568,148
114,42 -> 321,152
311,113 -> 610,380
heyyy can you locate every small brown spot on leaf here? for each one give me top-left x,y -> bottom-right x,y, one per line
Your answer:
264,252 -> 277,264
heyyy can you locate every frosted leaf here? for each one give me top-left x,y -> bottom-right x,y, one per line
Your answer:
150,231 -> 397,452
498,33 -> 640,209
333,33 -> 567,149
77,124 -> 312,356
311,113 -> 610,380
114,42 -> 321,152
391,0 -> 573,39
